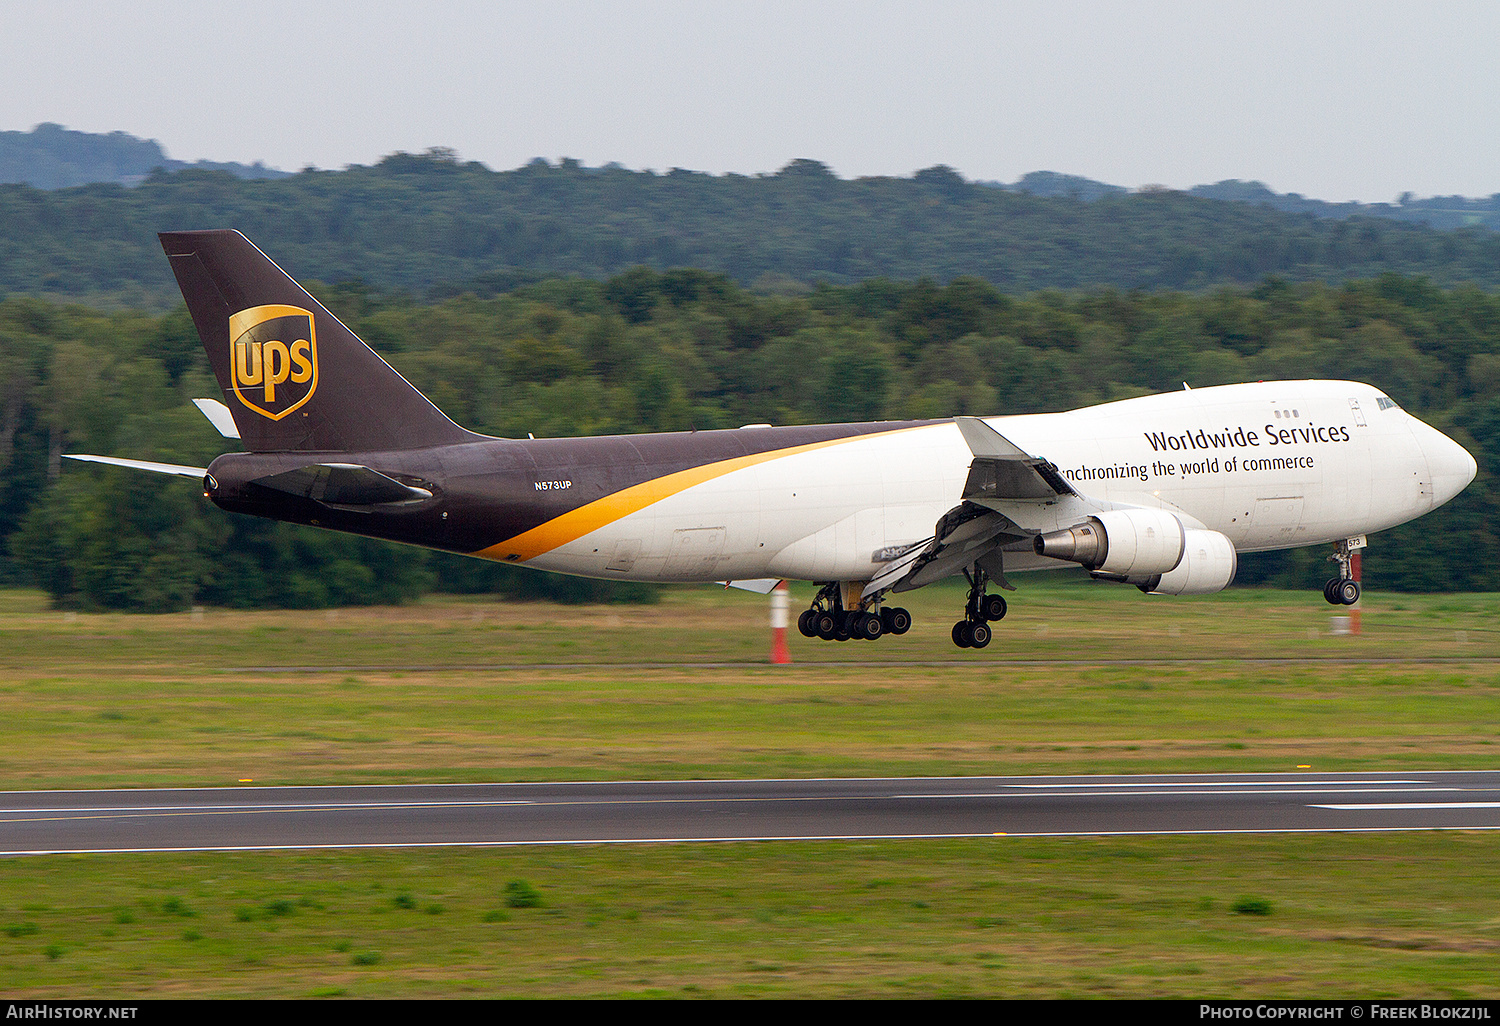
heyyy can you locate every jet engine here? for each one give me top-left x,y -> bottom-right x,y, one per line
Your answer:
1139,529 -> 1237,595
1032,508 -> 1186,576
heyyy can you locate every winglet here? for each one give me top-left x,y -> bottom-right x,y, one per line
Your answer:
954,417 -> 1075,500
954,417 -> 1031,459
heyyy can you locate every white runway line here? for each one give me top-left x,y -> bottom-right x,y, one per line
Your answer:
1010,779 -> 1428,788
1312,802 -> 1500,810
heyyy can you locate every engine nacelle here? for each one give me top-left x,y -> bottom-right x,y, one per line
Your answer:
1033,508 -> 1186,576
1140,529 -> 1237,595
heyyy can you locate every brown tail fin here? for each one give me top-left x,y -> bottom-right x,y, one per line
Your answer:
159,230 -> 476,453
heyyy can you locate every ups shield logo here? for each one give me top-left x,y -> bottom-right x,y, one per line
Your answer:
228,304 -> 318,420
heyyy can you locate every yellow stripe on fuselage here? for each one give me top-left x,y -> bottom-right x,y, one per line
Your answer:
472,425 -> 927,563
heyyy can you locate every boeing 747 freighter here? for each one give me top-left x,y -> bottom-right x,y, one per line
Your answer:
68,231 -> 1477,648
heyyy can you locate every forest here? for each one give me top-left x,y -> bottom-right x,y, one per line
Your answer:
0,122 -> 288,191
2,269 -> 1497,609
5,151 -> 1500,310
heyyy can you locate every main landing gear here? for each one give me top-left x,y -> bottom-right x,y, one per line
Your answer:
797,567 -> 1011,649
1323,539 -> 1362,606
797,583 -> 911,643
951,565 -> 1007,649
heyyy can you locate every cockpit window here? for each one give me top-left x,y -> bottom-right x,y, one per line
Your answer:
1376,396 -> 1400,411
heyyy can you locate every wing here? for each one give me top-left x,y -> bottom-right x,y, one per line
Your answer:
864,417 -> 1076,598
953,416 -> 1075,502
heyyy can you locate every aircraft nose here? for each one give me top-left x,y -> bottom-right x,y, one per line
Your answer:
1412,418 -> 1477,508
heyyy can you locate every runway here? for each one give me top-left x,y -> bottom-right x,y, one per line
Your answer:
4,771 -> 1500,855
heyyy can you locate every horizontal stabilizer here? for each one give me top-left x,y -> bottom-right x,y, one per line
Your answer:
251,463 -> 433,509
192,398 -> 241,439
63,454 -> 207,478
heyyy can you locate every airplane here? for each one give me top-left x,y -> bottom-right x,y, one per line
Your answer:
66,230 -> 1478,648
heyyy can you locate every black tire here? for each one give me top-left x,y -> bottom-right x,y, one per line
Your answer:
1323,579 -> 1342,605
856,613 -> 884,640
952,620 -> 972,648
798,609 -> 818,637
815,612 -> 839,640
969,621 -> 992,648
1337,579 -> 1361,605
982,594 -> 1008,622
883,607 -> 912,635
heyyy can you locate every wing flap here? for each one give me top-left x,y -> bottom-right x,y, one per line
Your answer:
865,420 -> 1074,597
864,502 -> 1029,598
864,542 -> 930,596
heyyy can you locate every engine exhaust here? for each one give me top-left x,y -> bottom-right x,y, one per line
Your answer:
1034,519 -> 1107,569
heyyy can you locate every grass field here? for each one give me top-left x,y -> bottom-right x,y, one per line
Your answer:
2,579 -> 1498,997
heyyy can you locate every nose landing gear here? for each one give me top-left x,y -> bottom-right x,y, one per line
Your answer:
1323,577 -> 1361,606
1323,538 -> 1364,606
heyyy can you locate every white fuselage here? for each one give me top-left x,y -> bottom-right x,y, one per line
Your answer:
525,381 -> 1476,585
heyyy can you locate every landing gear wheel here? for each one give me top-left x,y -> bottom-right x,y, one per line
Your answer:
854,612 -> 884,640
1325,540 -> 1363,608
815,611 -> 839,640
981,594 -> 1008,622
882,607 -> 912,635
798,609 -> 818,637
960,565 -> 1006,640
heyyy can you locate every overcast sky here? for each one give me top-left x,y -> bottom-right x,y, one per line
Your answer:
3,1 -> 1496,203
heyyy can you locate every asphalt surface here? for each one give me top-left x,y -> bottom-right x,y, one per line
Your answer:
4,771 -> 1500,854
